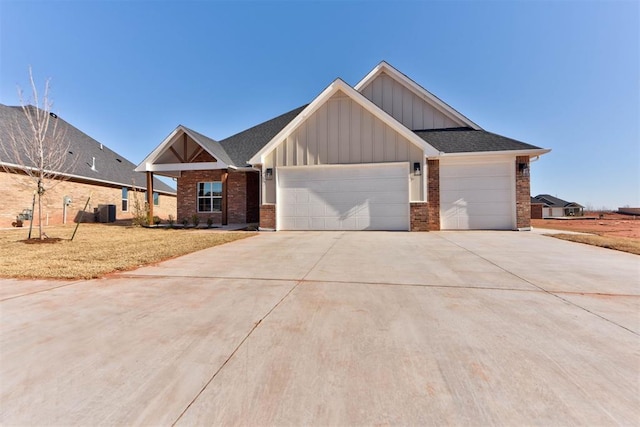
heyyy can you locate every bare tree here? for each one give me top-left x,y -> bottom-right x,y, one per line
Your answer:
0,68 -> 74,239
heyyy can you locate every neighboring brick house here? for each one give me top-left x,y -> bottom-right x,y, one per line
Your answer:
137,61 -> 550,231
532,194 -> 584,218
0,104 -> 176,228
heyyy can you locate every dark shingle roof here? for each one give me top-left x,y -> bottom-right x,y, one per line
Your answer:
0,104 -> 175,194
219,105 -> 307,166
414,127 -> 542,153
531,196 -> 547,205
533,194 -> 583,208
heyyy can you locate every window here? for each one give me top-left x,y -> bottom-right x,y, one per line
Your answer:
197,182 -> 222,212
153,192 -> 159,206
122,188 -> 128,212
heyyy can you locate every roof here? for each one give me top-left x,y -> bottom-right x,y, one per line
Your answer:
139,62 -> 550,168
0,104 -> 175,194
414,127 -> 543,153
531,197 -> 547,205
248,78 -> 440,164
533,194 -> 583,208
220,105 -> 307,166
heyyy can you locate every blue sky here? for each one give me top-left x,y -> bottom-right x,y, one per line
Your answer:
1,0 -> 638,209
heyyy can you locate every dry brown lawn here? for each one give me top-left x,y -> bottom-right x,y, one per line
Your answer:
548,233 -> 640,256
0,224 -> 256,279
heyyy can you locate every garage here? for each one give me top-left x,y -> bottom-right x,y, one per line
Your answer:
440,159 -> 515,230
277,163 -> 409,231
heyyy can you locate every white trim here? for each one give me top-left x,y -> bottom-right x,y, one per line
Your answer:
134,125 -> 228,172
144,162 -> 226,172
355,61 -> 482,130
0,161 -> 176,195
248,79 -> 439,165
434,148 -> 551,159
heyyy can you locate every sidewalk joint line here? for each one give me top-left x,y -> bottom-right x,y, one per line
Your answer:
171,232 -> 345,426
434,234 -> 638,337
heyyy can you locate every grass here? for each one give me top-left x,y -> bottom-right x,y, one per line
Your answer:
548,233 -> 640,256
0,224 -> 256,279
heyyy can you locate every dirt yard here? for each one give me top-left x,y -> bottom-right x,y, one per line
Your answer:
532,212 -> 640,239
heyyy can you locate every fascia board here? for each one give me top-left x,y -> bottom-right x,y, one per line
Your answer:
354,61 -> 482,130
135,126 -> 184,172
248,82 -> 339,165
146,161 -> 228,172
135,126 -> 226,172
249,78 -> 439,163
433,148 -> 551,159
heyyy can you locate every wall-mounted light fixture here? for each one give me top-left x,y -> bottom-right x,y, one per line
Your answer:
413,162 -> 422,176
265,168 -> 274,180
518,162 -> 529,177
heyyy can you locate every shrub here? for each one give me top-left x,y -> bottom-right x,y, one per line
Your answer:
182,217 -> 189,227
191,214 -> 200,227
206,217 -> 214,228
168,214 -> 175,228
153,216 -> 161,225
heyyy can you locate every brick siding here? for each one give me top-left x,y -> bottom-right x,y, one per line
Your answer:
515,156 -> 531,229
531,203 -> 543,219
410,202 -> 429,231
177,169 -> 257,225
427,159 -> 440,231
260,204 -> 276,229
0,171 -> 176,227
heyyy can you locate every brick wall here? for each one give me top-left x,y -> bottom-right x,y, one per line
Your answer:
0,171 -> 176,227
260,204 -> 276,229
427,159 -> 440,231
515,156 -> 531,229
531,203 -> 543,219
177,169 -> 255,225
177,170 -> 223,225
227,172 -> 247,224
410,202 -> 429,231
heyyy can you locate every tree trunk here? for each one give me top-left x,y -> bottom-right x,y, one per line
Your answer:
37,179 -> 43,240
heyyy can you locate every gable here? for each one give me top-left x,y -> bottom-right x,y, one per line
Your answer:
264,90 -> 424,168
359,71 -> 465,131
155,133 -> 217,165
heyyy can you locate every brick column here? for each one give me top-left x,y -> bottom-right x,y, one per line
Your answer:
410,202 -> 429,231
260,204 -> 276,230
427,159 -> 440,231
516,156 -> 531,230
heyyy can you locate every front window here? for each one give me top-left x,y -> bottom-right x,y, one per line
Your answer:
153,192 -> 159,206
197,182 -> 222,212
122,188 -> 128,212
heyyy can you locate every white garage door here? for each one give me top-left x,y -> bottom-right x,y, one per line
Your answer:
277,163 -> 409,231
440,160 -> 514,230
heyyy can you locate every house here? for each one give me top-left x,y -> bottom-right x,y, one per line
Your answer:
532,194 -> 584,218
0,104 -> 176,227
137,61 -> 550,231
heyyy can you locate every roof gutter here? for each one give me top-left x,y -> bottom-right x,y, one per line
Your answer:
431,148 -> 551,159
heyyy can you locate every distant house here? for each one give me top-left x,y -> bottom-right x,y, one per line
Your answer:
137,61 -> 550,231
532,194 -> 584,218
0,104 -> 176,227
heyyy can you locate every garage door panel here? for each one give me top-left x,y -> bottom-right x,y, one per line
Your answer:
278,164 -> 409,231
441,163 -> 511,178
440,161 -> 514,230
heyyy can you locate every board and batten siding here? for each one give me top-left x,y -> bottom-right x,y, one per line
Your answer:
360,72 -> 463,131
263,91 -> 424,204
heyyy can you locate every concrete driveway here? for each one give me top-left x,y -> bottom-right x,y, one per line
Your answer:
1,231 -> 638,425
